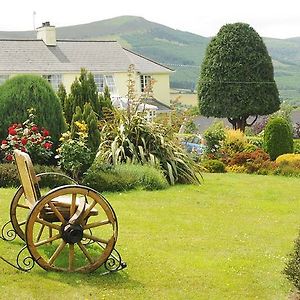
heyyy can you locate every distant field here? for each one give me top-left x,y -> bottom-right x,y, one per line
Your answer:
171,91 -> 197,106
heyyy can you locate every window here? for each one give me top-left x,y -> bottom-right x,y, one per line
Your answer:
43,74 -> 62,91
94,74 -> 117,96
140,75 -> 151,92
0,75 -> 8,85
146,109 -> 156,122
94,74 -> 105,92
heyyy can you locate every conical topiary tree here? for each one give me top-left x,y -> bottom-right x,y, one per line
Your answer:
198,23 -> 280,132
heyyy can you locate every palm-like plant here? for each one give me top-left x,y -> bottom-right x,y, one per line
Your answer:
97,109 -> 201,185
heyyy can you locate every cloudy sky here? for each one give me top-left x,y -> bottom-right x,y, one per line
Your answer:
1,0 -> 300,38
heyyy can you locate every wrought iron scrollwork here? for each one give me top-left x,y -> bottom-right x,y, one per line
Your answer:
104,247 -> 127,272
0,220 -> 17,241
0,245 -> 35,272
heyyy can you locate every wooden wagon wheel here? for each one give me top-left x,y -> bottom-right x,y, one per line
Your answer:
10,186 -> 30,241
25,186 -> 118,272
10,173 -> 77,241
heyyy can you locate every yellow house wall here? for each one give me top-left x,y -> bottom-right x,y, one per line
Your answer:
4,71 -> 171,106
151,74 -> 170,106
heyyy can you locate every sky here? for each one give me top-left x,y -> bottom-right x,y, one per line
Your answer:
1,0 -> 300,39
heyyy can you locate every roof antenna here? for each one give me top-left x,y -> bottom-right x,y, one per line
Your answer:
33,11 -> 36,31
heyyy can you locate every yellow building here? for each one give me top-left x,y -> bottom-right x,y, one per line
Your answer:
0,22 -> 173,113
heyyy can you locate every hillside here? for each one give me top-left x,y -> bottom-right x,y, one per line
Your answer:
1,15 -> 300,104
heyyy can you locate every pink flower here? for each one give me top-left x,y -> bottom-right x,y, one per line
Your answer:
31,126 -> 38,132
1,140 -> 7,145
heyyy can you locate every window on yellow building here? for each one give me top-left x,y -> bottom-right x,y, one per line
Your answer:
140,75 -> 152,92
94,74 -> 117,96
42,74 -> 62,91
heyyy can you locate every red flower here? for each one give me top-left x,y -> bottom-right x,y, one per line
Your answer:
8,127 -> 17,135
21,137 -> 27,145
31,126 -> 38,132
1,140 -> 7,145
43,142 -> 52,150
43,129 -> 49,137
21,147 -> 26,152
6,154 -> 13,161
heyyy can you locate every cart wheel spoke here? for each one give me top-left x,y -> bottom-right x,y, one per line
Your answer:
78,241 -> 94,263
70,193 -> 77,218
82,233 -> 108,245
36,224 -> 45,242
48,241 -> 66,265
48,202 -> 66,224
69,244 -> 75,271
36,218 -> 60,230
84,220 -> 110,230
34,233 -> 61,247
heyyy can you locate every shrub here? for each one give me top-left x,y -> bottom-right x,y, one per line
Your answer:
247,136 -> 264,149
98,109 -> 200,185
227,149 -> 273,174
203,122 -> 225,154
264,116 -> 293,160
284,231 -> 300,290
202,159 -> 226,173
276,153 -> 300,165
0,163 -> 69,188
222,129 -> 247,155
83,162 -> 169,192
56,130 -> 93,181
0,75 -> 66,145
294,139 -> 300,154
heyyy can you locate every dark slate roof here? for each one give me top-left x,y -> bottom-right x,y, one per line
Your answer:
0,39 -> 172,74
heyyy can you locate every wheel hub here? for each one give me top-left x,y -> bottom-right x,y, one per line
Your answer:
61,224 -> 83,244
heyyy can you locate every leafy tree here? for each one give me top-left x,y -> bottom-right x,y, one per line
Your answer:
0,75 -> 66,145
198,23 -> 280,131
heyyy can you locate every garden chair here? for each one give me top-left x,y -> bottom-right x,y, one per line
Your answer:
0,149 -> 126,273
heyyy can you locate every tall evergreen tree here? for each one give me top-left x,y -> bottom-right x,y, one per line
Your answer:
57,83 -> 67,111
64,68 -> 101,124
83,103 -> 101,152
198,23 -> 280,131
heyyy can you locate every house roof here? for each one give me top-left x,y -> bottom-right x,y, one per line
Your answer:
142,98 -> 172,112
0,39 -> 173,74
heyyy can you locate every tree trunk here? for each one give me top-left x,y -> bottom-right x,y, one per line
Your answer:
227,116 -> 258,132
227,117 -> 247,132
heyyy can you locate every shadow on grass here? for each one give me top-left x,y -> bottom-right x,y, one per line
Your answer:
0,237 -> 143,291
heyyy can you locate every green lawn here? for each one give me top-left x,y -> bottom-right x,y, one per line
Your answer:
0,173 -> 299,299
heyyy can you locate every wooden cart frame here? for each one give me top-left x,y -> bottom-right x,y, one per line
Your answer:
0,150 -> 126,273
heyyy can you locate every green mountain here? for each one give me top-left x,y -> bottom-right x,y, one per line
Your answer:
1,15 -> 300,104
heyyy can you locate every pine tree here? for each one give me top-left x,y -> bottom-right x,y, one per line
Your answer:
70,106 -> 83,138
83,103 -> 101,152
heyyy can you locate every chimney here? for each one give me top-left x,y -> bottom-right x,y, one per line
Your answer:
37,22 -> 56,46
